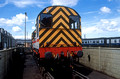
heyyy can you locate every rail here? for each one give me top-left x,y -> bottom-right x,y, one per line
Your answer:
44,72 -> 54,79
39,67 -> 54,79
73,70 -> 89,79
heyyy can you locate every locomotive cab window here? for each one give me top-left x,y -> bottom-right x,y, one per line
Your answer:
40,14 -> 52,28
70,16 -> 80,29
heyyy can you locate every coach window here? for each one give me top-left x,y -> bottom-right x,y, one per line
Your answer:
88,41 -> 89,43
70,16 -> 80,29
97,41 -> 99,43
40,14 -> 52,28
114,40 -> 116,43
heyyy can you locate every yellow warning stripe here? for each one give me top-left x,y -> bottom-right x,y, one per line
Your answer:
39,16 -> 40,20
69,30 -> 82,44
51,7 -> 61,15
39,29 -> 53,43
53,11 -> 69,23
61,7 -> 71,16
50,33 -> 73,47
63,30 -> 78,45
50,33 -> 62,47
53,18 -> 69,28
39,24 -> 40,28
39,29 -> 46,36
80,25 -> 81,30
43,30 -> 60,47
68,8 -> 77,16
61,33 -> 72,45
43,7 -> 53,13
80,18 -> 81,29
56,41 -> 65,47
59,25 -> 64,29
76,30 -> 81,36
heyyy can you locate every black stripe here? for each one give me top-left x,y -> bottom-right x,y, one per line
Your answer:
40,8 -> 46,14
39,28 -> 42,32
56,23 -> 66,29
53,37 -> 62,47
60,45 -> 64,47
62,38 -> 70,47
61,38 -> 70,47
41,6 -> 56,14
39,28 -> 58,47
48,30 -> 74,47
65,7 -> 73,15
61,30 -> 74,45
53,8 -> 69,19
52,15 -> 69,27
53,37 -> 70,47
39,29 -> 49,39
48,7 -> 56,14
73,29 -> 81,39
46,30 -> 62,47
53,21 -> 68,29
61,24 -> 82,45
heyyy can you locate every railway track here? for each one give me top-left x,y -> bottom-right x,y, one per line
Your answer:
42,70 -> 89,79
73,70 -> 89,79
39,66 -> 89,79
39,67 -> 54,79
43,72 -> 54,79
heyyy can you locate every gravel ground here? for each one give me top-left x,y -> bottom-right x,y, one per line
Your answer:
88,71 -> 116,79
22,53 -> 116,79
23,54 -> 42,79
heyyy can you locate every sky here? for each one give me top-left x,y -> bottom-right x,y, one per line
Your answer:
0,0 -> 120,39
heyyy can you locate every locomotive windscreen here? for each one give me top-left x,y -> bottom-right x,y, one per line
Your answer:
69,16 -> 80,29
40,14 -> 52,28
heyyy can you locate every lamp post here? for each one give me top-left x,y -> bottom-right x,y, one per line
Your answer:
25,12 -> 27,50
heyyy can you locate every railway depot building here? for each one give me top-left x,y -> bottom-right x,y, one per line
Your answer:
16,39 -> 32,47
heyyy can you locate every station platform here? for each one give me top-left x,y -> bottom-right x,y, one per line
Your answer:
22,53 -> 116,79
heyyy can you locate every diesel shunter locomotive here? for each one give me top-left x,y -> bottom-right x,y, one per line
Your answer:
32,6 -> 83,76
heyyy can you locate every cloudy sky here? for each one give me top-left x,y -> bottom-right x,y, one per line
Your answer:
0,0 -> 120,39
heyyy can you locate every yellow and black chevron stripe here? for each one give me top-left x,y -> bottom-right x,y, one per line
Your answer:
38,6 -> 82,47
